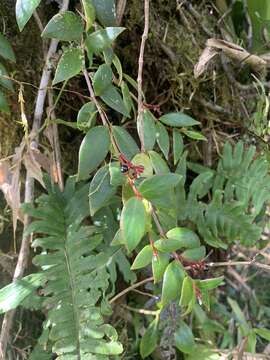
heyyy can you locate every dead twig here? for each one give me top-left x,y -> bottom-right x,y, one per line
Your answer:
137,0 -> 150,152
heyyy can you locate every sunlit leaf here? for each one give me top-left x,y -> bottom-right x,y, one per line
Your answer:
131,245 -> 153,270
197,276 -> 224,290
182,129 -> 207,141
152,251 -> 169,283
182,246 -> 206,261
52,48 -> 84,85
16,0 -> 41,31
139,174 -> 182,200
166,227 -> 200,249
42,11 -> 84,41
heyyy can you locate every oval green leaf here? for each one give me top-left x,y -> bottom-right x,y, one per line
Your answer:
156,122 -> 169,160
112,126 -> 139,160
175,321 -> 196,354
143,110 -> 156,151
101,85 -> 129,117
140,319 -> 159,359
93,64 -> 113,96
131,245 -> 153,270
77,101 -> 97,131
77,126 -> 110,180
52,48 -> 83,85
89,166 -> 116,216
85,27 -> 125,53
152,252 -> 169,283
180,276 -> 195,307
173,130 -> 184,165
138,174 -> 182,200
159,112 -> 200,127
16,0 -> 41,31
0,33 -> 16,62
42,11 -> 84,41
148,150 -> 170,174
166,227 -> 200,249
161,260 -> 185,307
182,129 -> 207,141
197,276 -> 224,290
120,197 -> 147,252
181,246 -> 206,262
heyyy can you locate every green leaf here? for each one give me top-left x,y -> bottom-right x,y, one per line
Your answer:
255,328 -> 270,341
156,122 -> 169,160
0,91 -> 10,113
154,238 -> 184,253
0,33 -> 16,62
228,297 -> 250,335
140,319 -> 159,358
173,130 -> 184,165
139,174 -> 182,199
197,276 -> 224,290
92,0 -> 117,27
0,63 -> 14,91
77,126 -> 110,180
181,246 -> 206,261
0,273 -> 45,314
77,101 -> 97,130
166,227 -> 200,249
143,110 -> 157,151
175,321 -> 196,354
148,150 -> 170,174
121,81 -> 133,114
132,153 -> 153,178
42,11 -> 84,41
182,129 -> 207,141
85,27 -> 125,53
16,0 -> 41,31
161,260 -> 185,306
180,276 -> 195,307
131,245 -> 153,270
82,0 -> 96,31
52,48 -> 83,85
112,126 -> 139,160
101,85 -> 129,116
109,162 -> 125,186
159,112 -> 200,127
246,331 -> 256,353
93,64 -> 113,96
120,197 -> 147,252
152,252 -> 169,283
89,166 -> 116,216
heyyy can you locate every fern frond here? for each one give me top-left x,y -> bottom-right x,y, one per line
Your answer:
25,181 -> 123,359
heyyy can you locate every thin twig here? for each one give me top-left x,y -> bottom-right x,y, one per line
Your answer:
0,1 -> 69,357
137,0 -> 150,152
122,305 -> 158,316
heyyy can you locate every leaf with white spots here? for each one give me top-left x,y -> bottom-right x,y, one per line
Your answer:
52,48 -> 84,85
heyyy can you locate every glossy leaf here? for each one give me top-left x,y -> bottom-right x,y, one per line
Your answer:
0,63 -> 14,91
0,91 -> 10,113
152,252 -> 169,283
175,321 -> 196,354
77,101 -> 97,130
156,121 -> 169,160
120,197 -> 146,252
42,11 -> 84,41
180,276 -> 195,307
131,245 -> 153,270
140,319 -> 159,358
101,85 -> 129,116
0,33 -> 16,62
197,276 -> 224,290
161,260 -> 185,306
89,166 -> 116,216
93,64 -> 113,96
82,0 -> 96,31
0,273 -> 45,314
166,227 -> 200,249
159,112 -> 200,127
16,0 -> 41,31
112,126 -> 139,160
52,48 -> 83,85
92,0 -> 117,27
182,246 -> 206,261
143,110 -> 156,151
77,126 -> 110,180
139,174 -> 182,199
85,27 -> 125,53
173,130 -> 184,165
182,129 -> 207,141
149,151 -> 170,174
